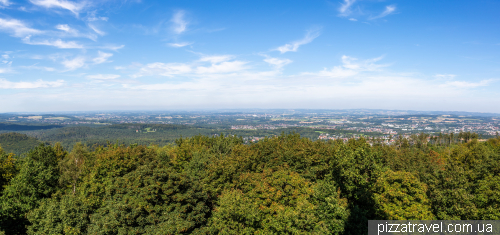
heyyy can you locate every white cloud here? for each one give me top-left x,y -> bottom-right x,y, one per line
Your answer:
99,45 -> 125,51
275,28 -> 321,53
55,23 -> 99,41
30,0 -> 84,16
312,66 -> 359,78
371,5 -> 396,20
22,36 -> 84,48
339,0 -> 356,16
62,56 -> 85,70
171,10 -> 188,34
341,55 -> 385,70
349,18 -> 357,21
0,18 -> 42,37
304,55 -> 388,78
134,62 -> 192,77
264,57 -> 292,69
93,51 -> 113,64
20,65 -> 56,71
0,78 -> 63,89
86,74 -> 120,80
88,24 -> 105,36
199,55 -> 233,64
195,55 -> 248,73
86,11 -> 108,22
56,24 -> 71,32
132,54 -> 249,77
0,0 -> 10,7
168,42 -> 192,48
196,61 -> 248,74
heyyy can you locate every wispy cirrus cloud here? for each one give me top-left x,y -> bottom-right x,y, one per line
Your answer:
93,51 -> 113,64
56,24 -> 71,32
0,0 -> 11,7
168,42 -> 192,48
370,5 -> 396,20
88,24 -> 105,36
22,36 -> 84,49
54,24 -> 100,41
338,0 -> 356,16
133,62 -> 192,78
199,55 -> 233,64
86,74 -> 120,80
1,53 -> 12,66
0,18 -> 42,37
171,10 -> 188,34
59,51 -> 113,70
0,78 -> 64,89
263,57 -> 292,70
435,74 -> 456,79
0,18 -> 100,47
62,56 -> 86,70
303,55 -> 388,78
132,54 -> 249,77
275,27 -> 321,54
99,45 -> 125,51
196,61 -> 248,74
20,64 -> 56,71
29,0 -> 85,16
196,55 -> 248,73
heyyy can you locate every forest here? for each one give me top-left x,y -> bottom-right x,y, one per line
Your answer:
2,123 -> 381,153
0,132 -> 499,234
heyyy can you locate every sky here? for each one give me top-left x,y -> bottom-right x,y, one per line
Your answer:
0,0 -> 500,113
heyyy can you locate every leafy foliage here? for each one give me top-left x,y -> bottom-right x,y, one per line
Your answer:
0,133 -> 498,234
373,170 -> 434,220
0,133 -> 42,156
0,144 -> 61,234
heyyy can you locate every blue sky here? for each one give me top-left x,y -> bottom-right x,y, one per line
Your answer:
0,0 -> 499,113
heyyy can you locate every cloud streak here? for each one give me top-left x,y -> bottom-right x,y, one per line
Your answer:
134,62 -> 192,77
303,55 -> 388,78
0,78 -> 64,89
30,0 -> 85,16
0,18 -> 42,37
264,57 -> 292,69
88,24 -> 105,36
0,0 -> 10,7
370,5 -> 396,20
87,74 -> 120,80
62,56 -> 86,70
22,36 -> 84,49
339,0 -> 356,16
132,54 -> 250,77
171,10 -> 188,34
275,28 -> 321,53
168,42 -> 192,48
93,51 -> 113,64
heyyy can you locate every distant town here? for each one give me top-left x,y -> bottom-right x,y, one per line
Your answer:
1,109 -> 498,144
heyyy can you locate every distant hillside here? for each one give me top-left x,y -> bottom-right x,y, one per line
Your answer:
0,132 -> 42,155
0,123 -> 63,132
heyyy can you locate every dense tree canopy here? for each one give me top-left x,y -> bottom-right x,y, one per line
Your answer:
0,133 -> 498,234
